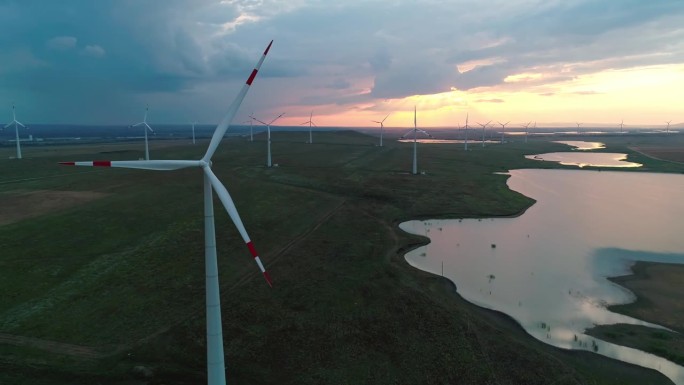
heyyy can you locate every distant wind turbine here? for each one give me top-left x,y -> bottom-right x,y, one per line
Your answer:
619,119 -> 624,134
464,113 -> 469,151
521,122 -> 531,143
239,117 -> 254,141
130,107 -> 154,160
497,121 -> 509,144
371,114 -> 391,147
59,39 -> 274,385
191,122 -> 197,144
399,106 -> 433,175
300,111 -> 317,144
666,120 -> 672,134
576,122 -> 582,135
4,104 -> 27,159
251,112 -> 285,167
476,121 -> 491,147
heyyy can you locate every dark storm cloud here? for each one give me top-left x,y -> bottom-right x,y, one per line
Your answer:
1,0 -> 683,123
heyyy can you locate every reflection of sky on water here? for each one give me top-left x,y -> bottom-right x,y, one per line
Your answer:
554,140 -> 606,150
526,152 -> 642,168
401,169 -> 684,384
396,139 -> 499,144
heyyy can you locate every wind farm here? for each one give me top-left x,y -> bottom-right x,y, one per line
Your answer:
3,2 -> 684,385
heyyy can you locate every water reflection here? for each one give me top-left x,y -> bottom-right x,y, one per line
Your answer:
526,152 -> 642,168
401,169 -> 684,384
396,139 -> 500,144
554,140 -> 605,150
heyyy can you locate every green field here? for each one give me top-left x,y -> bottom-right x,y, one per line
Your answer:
1,131 -> 682,384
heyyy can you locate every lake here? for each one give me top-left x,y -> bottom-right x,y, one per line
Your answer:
401,169 -> 684,384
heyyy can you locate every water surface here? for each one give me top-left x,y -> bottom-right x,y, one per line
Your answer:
526,152 -> 642,168
401,169 -> 684,384
553,140 -> 605,150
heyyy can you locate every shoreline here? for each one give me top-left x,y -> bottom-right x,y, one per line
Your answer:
396,170 -> 684,382
585,261 -> 684,367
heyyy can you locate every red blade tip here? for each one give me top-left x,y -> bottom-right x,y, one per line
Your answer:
264,40 -> 273,55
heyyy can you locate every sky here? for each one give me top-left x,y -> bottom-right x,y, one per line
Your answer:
1,0 -> 683,128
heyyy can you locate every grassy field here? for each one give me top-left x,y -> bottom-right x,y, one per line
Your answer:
587,262 -> 684,367
1,131 -> 682,384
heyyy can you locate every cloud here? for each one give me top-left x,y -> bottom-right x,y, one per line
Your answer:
476,98 -> 505,103
572,90 -> 601,95
2,0 -> 684,124
46,36 -> 77,51
325,78 -> 351,90
81,44 -> 105,58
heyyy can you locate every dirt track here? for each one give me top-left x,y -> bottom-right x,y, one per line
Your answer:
0,190 -> 107,226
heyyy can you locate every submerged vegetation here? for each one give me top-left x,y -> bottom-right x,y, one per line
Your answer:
1,131 -> 683,384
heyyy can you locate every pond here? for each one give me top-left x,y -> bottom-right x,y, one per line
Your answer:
401,169 -> 684,384
526,152 -> 642,168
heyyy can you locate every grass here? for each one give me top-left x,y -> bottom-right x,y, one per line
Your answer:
1,131 -> 682,384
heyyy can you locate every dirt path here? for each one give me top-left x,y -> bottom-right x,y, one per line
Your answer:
0,332 -> 105,359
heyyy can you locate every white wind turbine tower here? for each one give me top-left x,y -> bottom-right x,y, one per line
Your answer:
497,121 -> 509,144
666,120 -> 672,134
251,112 -> 285,167
399,106 -> 433,175
576,122 -> 582,135
59,40 -> 274,385
240,118 -> 254,141
371,114 -> 390,147
619,119 -> 624,134
476,121 -> 491,147
463,113 -> 469,151
192,122 -> 197,144
130,107 -> 154,160
4,104 -> 27,159
300,111 -> 316,144
521,122 -> 531,143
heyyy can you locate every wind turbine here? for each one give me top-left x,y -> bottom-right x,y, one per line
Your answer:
521,122 -> 531,143
4,104 -> 27,159
192,122 -> 197,144
476,121 -> 491,147
300,111 -> 316,144
619,119 -> 624,134
497,121 -> 509,144
239,117 -> 254,141
399,106 -> 432,175
59,40 -> 274,385
464,113 -> 469,151
130,107 -> 154,160
666,120 -> 672,134
371,114 -> 390,147
251,112 -> 285,167
576,122 -> 582,135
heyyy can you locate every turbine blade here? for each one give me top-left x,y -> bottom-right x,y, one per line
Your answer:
251,117 -> 268,125
402,128 -> 414,137
204,167 -> 272,287
131,122 -> 143,127
203,40 -> 273,162
58,160 -> 201,171
145,123 -> 154,133
382,114 -> 390,123
4,122 -> 11,129
269,112 -> 285,125
299,121 -> 309,125
371,120 -> 382,124
311,122 -> 317,127
16,121 -> 25,127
